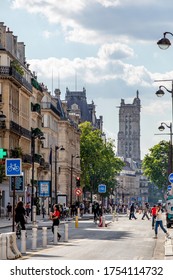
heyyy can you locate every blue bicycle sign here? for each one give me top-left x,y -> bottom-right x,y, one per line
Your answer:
5,158 -> 22,176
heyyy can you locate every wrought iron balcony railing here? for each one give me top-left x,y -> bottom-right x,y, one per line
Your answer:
0,66 -> 32,92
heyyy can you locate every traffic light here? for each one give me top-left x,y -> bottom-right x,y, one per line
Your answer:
0,148 -> 7,159
76,177 -> 80,187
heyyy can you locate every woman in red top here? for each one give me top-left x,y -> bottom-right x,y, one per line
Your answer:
50,204 -> 61,240
151,204 -> 157,229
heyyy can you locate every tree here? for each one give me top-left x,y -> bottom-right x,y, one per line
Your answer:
142,140 -> 169,189
79,122 -> 124,197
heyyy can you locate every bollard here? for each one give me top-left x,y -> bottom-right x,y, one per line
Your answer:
75,216 -> 78,228
21,230 -> 26,254
64,224 -> 68,242
42,227 -> 47,247
112,211 -> 115,222
54,226 -> 58,245
116,211 -> 119,221
1,234 -> 7,260
32,206 -> 37,227
102,215 -> 105,227
32,227 -> 37,250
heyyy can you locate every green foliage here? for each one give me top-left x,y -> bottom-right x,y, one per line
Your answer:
11,60 -> 24,76
142,140 -> 169,189
79,122 -> 124,196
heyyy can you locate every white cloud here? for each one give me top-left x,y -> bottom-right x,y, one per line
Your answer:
98,43 -> 134,60
143,100 -> 171,115
28,49 -> 153,87
11,0 -> 173,45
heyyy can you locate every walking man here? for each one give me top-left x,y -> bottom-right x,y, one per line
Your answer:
141,202 -> 150,220
6,202 -> 12,220
129,203 -> 137,220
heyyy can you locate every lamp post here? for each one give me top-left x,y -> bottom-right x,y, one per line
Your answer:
158,122 -> 173,174
31,128 -> 44,221
55,146 -> 65,204
70,154 -> 80,210
157,32 -> 173,50
155,81 -> 173,174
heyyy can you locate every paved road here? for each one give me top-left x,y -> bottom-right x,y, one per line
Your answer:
1,212 -> 173,260
15,213 -> 173,260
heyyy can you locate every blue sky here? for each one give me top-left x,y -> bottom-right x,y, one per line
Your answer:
2,0 -> 173,159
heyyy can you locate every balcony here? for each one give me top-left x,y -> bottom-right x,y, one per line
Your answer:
41,102 -> 61,117
31,78 -> 43,92
0,66 -> 32,93
31,103 -> 41,114
10,121 -> 31,139
22,153 -> 32,164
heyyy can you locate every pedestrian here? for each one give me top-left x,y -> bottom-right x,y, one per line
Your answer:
25,202 -> 30,217
154,203 -> 170,239
129,202 -> 137,220
93,202 -> 100,223
151,204 -> 157,229
6,202 -> 12,220
50,204 -> 61,241
15,201 -> 26,230
141,202 -> 150,220
80,202 -> 84,217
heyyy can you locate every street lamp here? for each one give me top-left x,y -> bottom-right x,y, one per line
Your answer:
70,154 -> 80,209
157,32 -> 173,50
31,128 -> 45,221
158,122 -> 173,174
55,145 -> 65,204
155,82 -> 173,174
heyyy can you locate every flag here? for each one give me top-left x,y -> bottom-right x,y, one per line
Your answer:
49,148 -> 52,165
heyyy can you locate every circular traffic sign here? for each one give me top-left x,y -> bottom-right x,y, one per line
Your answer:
168,185 -> 172,191
75,188 -> 82,196
169,173 -> 173,183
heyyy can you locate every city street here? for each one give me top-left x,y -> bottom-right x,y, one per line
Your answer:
1,212 -> 172,260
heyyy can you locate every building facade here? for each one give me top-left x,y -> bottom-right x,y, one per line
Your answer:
116,91 -> 148,205
117,90 -> 141,165
0,22 -> 81,213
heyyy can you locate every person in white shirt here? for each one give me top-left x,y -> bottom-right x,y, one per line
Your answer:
154,203 -> 170,239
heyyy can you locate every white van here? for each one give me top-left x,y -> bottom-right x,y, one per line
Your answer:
165,195 -> 173,228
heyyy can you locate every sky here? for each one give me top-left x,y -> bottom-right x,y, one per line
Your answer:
2,0 -> 173,159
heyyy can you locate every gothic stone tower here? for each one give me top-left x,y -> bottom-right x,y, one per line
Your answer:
117,91 -> 141,165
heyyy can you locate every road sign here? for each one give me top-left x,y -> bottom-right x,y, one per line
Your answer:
168,185 -> 172,191
5,158 -> 21,176
98,184 -> 106,193
38,180 -> 51,197
75,188 -> 82,196
169,173 -> 173,183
